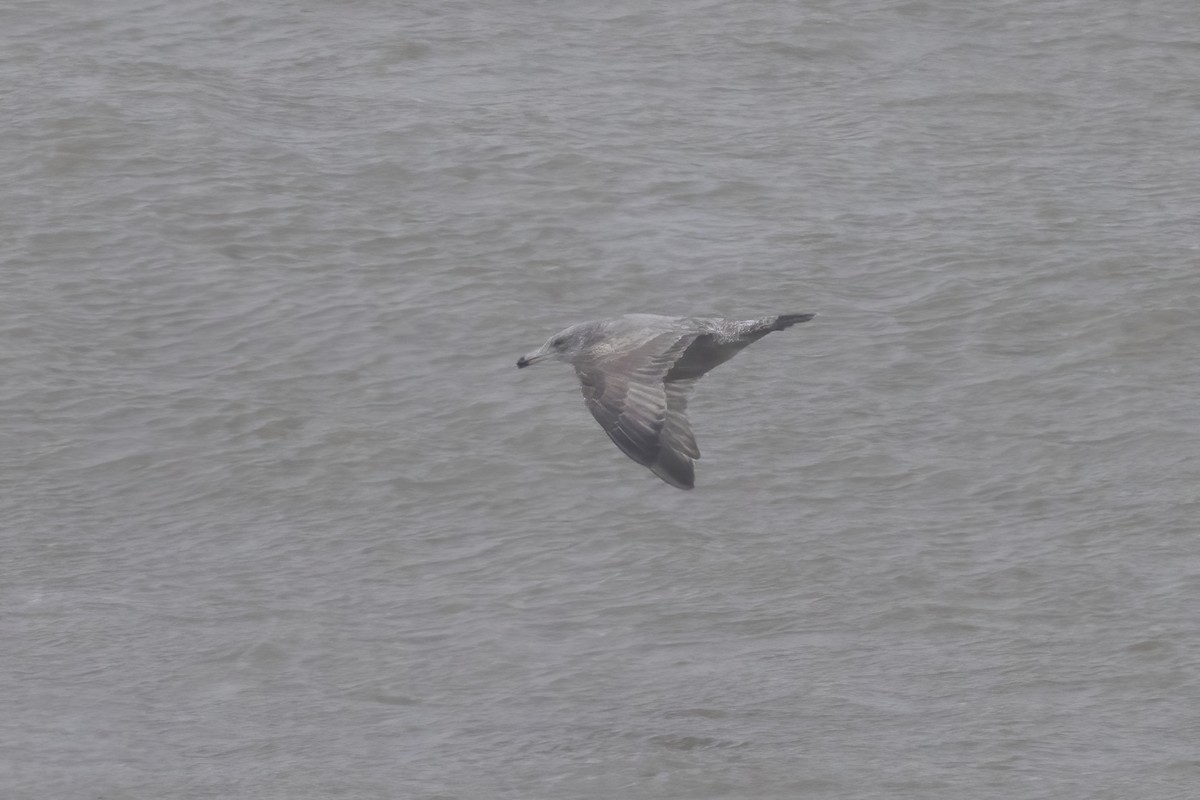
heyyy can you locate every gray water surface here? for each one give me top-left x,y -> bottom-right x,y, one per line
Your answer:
3,1 -> 1199,798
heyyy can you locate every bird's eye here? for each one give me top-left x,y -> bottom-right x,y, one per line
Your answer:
551,337 -> 566,349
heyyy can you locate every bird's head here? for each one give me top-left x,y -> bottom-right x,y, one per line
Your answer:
516,324 -> 593,368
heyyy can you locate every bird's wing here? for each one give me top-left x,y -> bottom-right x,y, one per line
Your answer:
574,331 -> 707,489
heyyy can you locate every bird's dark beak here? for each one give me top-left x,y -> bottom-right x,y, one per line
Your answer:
517,348 -> 548,369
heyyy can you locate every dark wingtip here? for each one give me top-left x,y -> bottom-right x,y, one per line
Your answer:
773,313 -> 816,330
516,357 -> 528,368
651,453 -> 695,490
660,475 -> 695,490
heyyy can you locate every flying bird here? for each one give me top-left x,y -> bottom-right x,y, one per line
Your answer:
516,313 -> 815,489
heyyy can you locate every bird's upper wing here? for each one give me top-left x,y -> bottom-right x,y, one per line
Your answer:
574,331 -> 709,489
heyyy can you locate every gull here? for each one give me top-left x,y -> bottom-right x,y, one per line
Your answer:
516,313 -> 815,489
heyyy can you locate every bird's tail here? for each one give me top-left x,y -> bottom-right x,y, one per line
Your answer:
772,313 -> 816,331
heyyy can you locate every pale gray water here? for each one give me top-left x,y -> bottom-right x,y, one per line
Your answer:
3,1 -> 1199,798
